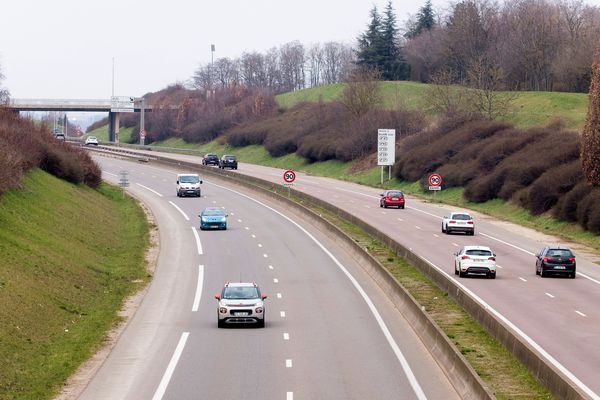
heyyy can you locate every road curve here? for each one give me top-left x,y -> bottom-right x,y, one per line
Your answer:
76,155 -> 460,400
125,148 -> 600,399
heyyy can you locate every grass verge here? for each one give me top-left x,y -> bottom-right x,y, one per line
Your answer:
0,169 -> 150,399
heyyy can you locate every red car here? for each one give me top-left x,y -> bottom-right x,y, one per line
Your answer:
380,190 -> 405,209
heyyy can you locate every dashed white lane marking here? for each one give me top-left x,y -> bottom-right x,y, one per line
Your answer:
263,254 -> 268,258
277,293 -> 282,299
137,183 -> 163,197
496,265 -> 503,269
575,310 -> 587,317
168,201 -> 189,221
245,227 -> 250,230
415,226 -> 422,230
283,333 -> 290,340
251,234 -> 256,238
191,227 -> 203,255
192,265 -> 204,312
258,244 -> 263,248
381,211 -> 387,215
230,212 -> 235,216
152,332 -> 190,400
287,392 -> 293,400
452,243 -> 459,247
237,219 -> 242,223
519,277 -> 527,282
268,265 -> 274,270
212,200 -> 217,204
286,359 -> 292,368
280,311 -> 286,318
273,278 -> 279,283
433,234 -> 439,238
545,292 -> 555,298
397,218 -> 404,222
364,205 -> 371,209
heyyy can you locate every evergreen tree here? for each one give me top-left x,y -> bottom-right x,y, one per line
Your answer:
405,0 -> 436,39
581,42 -> 600,186
355,6 -> 384,71
380,1 -> 410,80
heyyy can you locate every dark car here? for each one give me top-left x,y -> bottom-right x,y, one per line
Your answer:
380,190 -> 405,209
219,154 -> 238,170
535,246 -> 576,278
202,153 -> 219,166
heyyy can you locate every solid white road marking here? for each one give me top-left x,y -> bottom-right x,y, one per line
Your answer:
192,265 -> 204,312
415,226 -> 422,230
283,333 -> 290,340
102,170 -> 117,177
136,183 -> 164,197
191,227 -> 203,255
452,243 -> 458,247
152,332 -> 190,400
280,311 -> 286,318
397,218 -> 404,222
273,278 -> 279,283
286,359 -> 292,368
545,293 -> 555,298
576,310 -> 587,317
287,392 -> 293,400
277,293 -> 282,299
169,201 -> 189,221
433,234 -> 439,238
205,181 -> 428,400
519,277 -> 527,282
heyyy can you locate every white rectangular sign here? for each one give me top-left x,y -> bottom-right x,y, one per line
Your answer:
377,129 -> 396,166
111,96 -> 135,113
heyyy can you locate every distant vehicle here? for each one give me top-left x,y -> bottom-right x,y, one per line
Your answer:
176,173 -> 202,197
442,211 -> 475,235
202,153 -> 219,166
55,133 -> 65,142
219,154 -> 238,170
199,207 -> 228,230
214,282 -> 267,328
535,246 -> 576,278
85,136 -> 99,146
380,190 -> 405,209
454,245 -> 497,279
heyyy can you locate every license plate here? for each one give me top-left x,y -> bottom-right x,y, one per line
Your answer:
554,266 -> 566,269
235,312 -> 248,316
392,197 -> 399,201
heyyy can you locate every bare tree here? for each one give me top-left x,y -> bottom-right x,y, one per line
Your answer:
322,42 -> 355,84
466,58 -> 515,119
213,57 -> 239,89
404,26 -> 446,82
279,41 -> 306,92
240,52 -> 267,88
0,63 -> 10,104
422,68 -> 470,115
308,43 -> 325,87
340,68 -> 382,116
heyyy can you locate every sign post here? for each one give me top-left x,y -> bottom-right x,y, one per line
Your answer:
283,170 -> 296,197
377,129 -> 396,186
118,170 -> 129,198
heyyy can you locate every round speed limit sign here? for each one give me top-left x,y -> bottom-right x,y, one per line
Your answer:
283,170 -> 296,184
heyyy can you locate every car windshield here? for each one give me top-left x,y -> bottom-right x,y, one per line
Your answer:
465,249 -> 492,256
223,286 -> 259,299
206,154 -> 217,158
180,176 -> 199,183
387,191 -> 403,197
203,208 -> 225,216
547,249 -> 573,257
225,156 -> 236,160
453,214 -> 472,220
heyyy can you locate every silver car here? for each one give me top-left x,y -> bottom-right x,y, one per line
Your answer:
442,211 -> 475,235
454,245 -> 497,279
214,282 -> 267,328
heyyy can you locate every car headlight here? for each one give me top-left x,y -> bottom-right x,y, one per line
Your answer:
220,217 -> 227,222
201,216 -> 208,222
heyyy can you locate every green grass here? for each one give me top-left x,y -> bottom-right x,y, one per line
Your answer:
275,82 -> 589,130
85,125 -> 134,144
0,170 -> 150,399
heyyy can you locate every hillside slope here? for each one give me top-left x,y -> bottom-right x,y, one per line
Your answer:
0,170 -> 149,399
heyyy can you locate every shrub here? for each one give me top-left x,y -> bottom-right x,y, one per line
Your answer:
527,161 -> 584,215
554,183 -> 591,222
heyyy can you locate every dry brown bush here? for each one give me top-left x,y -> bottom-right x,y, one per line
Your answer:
526,160 -> 583,215
553,182 -> 591,222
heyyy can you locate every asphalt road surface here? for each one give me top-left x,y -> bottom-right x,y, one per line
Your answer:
124,149 -> 600,399
77,155 -> 460,400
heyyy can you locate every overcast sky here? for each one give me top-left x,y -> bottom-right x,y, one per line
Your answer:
2,0 -> 600,100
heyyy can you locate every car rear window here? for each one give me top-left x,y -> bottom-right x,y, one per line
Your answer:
547,249 -> 573,257
453,214 -> 472,220
223,287 -> 259,299
387,191 -> 403,197
466,249 -> 492,256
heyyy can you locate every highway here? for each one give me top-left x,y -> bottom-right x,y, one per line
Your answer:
123,148 -> 600,399
78,155 -> 460,399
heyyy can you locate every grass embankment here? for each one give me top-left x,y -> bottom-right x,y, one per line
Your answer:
276,81 -> 588,131
0,170 -> 150,399
85,126 -> 134,144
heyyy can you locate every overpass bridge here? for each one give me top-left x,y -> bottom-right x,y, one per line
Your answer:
7,98 -> 152,142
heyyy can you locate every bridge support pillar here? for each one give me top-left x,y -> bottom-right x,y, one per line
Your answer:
108,112 -> 120,143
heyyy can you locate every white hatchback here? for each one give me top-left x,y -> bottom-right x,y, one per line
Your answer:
454,245 -> 497,279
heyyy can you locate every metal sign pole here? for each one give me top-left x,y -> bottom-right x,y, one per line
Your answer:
381,166 -> 384,186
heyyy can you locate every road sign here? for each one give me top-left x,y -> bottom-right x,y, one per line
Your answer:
428,173 -> 442,187
140,130 -> 147,138
428,186 -> 441,191
118,170 -> 130,187
377,129 -> 396,166
283,170 -> 296,184
111,96 -> 135,113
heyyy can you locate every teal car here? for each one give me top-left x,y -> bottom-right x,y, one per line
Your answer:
199,207 -> 228,230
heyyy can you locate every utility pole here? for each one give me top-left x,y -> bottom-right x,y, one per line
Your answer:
140,97 -> 145,145
210,44 -> 215,95
112,57 -> 115,98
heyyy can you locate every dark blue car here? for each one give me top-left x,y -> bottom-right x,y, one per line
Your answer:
199,207 -> 228,230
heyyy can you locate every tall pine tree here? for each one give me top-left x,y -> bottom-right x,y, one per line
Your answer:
355,6 -> 384,72
406,0 -> 435,39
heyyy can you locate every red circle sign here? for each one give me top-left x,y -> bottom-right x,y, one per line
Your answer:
283,170 -> 296,183
428,173 -> 442,186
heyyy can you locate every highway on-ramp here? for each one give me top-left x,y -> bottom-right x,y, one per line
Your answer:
123,148 -> 600,399
77,155 -> 460,399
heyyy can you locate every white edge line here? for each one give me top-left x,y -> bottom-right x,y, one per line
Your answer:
152,332 -> 190,400
168,201 -> 190,221
287,392 -> 293,400
191,226 -> 203,255
136,183 -> 164,197
206,181 -> 428,400
192,265 -> 204,312
420,255 -> 600,400
575,310 -> 587,317
545,292 -> 555,298
102,170 -> 118,177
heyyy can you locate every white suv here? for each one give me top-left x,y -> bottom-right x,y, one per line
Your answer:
176,173 -> 202,197
442,211 -> 475,235
454,245 -> 497,279
214,282 -> 267,328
